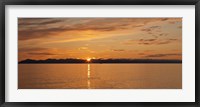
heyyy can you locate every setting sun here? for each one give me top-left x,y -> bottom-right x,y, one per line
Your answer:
87,58 -> 91,62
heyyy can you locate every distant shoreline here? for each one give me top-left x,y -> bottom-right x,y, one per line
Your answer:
19,58 -> 182,64
18,62 -> 182,64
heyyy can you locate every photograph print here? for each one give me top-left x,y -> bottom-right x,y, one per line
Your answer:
18,18 -> 182,89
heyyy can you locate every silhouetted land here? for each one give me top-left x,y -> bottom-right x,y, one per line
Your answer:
19,58 -> 182,64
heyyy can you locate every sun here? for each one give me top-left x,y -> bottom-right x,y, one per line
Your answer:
87,58 -> 91,62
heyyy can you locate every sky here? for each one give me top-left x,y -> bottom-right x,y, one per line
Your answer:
18,18 -> 182,61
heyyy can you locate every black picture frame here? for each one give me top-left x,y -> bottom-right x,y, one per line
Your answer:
0,0 -> 199,106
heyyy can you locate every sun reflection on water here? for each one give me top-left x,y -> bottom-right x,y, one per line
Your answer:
87,64 -> 91,89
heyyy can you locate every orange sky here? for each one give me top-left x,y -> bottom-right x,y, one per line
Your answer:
18,18 -> 182,61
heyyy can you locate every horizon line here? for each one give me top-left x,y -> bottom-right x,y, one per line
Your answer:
18,58 -> 182,64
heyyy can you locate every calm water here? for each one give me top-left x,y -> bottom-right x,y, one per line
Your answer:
18,64 -> 182,89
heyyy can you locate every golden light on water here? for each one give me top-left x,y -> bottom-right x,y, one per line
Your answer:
87,64 -> 91,89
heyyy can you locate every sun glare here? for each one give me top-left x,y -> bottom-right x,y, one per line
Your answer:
87,58 -> 91,62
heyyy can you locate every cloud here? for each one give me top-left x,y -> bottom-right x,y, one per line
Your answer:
177,25 -> 182,29
145,53 -> 181,58
138,53 -> 145,55
139,18 -> 181,39
19,47 -> 65,55
139,39 -> 156,42
168,20 -> 181,24
141,28 -> 151,32
19,19 -> 64,26
139,38 -> 178,45
122,39 -> 136,45
19,18 -> 179,41
18,27 -> 67,40
123,38 -> 178,45
132,24 -> 144,28
28,52 -> 57,55
168,39 -> 178,41
78,47 -> 88,50
19,20 -> 128,40
140,25 -> 162,37
18,47 -> 48,52
149,26 -> 161,29
161,18 -> 168,21
112,49 -> 125,52
159,33 -> 168,36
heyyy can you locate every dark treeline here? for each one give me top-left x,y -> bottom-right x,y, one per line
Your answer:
19,58 -> 182,64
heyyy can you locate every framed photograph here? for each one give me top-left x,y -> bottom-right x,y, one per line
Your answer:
0,0 -> 199,106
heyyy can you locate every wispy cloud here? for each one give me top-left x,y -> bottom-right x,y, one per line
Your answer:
28,52 -> 57,55
139,38 -> 178,45
145,53 -> 182,58
19,19 -> 64,26
123,38 -> 179,45
78,47 -> 88,50
159,33 -> 168,36
177,25 -> 182,29
19,18 -> 180,41
19,47 -> 48,52
112,49 -> 125,52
